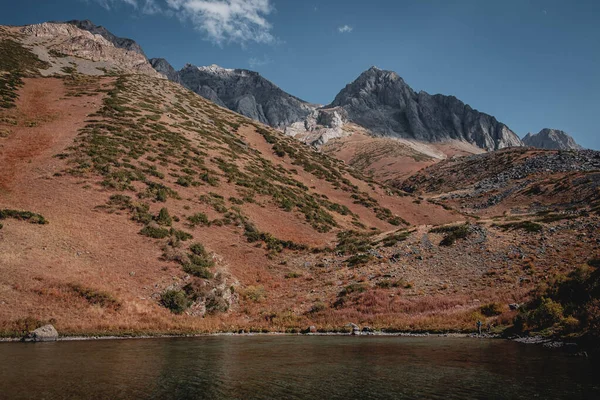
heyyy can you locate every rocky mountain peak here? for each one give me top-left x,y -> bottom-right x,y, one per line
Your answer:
523,128 -> 583,150
149,58 -> 181,83
327,67 -> 522,151
66,19 -> 146,57
172,62 -> 315,128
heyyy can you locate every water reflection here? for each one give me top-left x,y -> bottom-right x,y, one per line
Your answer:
0,336 -> 598,399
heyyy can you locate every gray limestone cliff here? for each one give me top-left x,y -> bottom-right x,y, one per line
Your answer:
149,58 -> 182,84
523,129 -> 583,150
175,64 -> 315,128
327,67 -> 523,151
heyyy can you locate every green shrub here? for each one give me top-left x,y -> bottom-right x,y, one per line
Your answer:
0,209 -> 48,225
338,283 -> 369,297
140,224 -> 170,239
431,224 -> 470,246
160,290 -> 191,314
155,208 -> 172,226
187,212 -> 209,227
346,254 -> 373,267
170,228 -> 193,241
182,243 -> 214,278
494,221 -> 543,233
530,298 -> 564,326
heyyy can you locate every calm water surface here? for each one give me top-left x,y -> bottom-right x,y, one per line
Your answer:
0,336 -> 598,399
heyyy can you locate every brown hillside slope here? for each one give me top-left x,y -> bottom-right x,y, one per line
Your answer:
1,24 -> 598,337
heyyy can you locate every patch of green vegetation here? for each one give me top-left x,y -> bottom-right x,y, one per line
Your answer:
345,254 -> 373,268
430,224 -> 470,246
284,272 -> 303,279
170,228 -> 193,242
338,283 -> 369,297
187,212 -> 210,227
68,284 -> 120,310
165,242 -> 214,279
244,222 -> 307,253
513,265 -> 600,339
155,208 -> 172,226
535,213 -> 578,224
0,209 -> 48,225
376,279 -> 410,289
378,230 -> 412,247
139,224 -> 170,239
0,39 -> 49,108
160,289 -> 191,314
494,221 -> 543,233
335,230 -> 374,255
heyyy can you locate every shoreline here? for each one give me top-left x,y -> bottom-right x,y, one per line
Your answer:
0,331 -> 494,343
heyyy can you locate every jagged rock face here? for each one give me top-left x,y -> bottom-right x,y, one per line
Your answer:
176,64 -> 315,128
149,58 -> 182,84
20,23 -> 162,78
285,107 -> 349,146
328,67 -> 523,151
523,129 -> 583,150
66,20 -> 146,57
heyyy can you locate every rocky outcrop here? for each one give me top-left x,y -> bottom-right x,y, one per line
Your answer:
149,58 -> 182,84
328,67 -> 523,151
25,324 -> 58,342
285,107 -> 349,146
66,20 -> 146,57
170,64 -> 316,128
523,129 -> 583,150
20,23 -> 162,78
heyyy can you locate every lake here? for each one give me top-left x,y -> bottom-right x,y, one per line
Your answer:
0,336 -> 598,399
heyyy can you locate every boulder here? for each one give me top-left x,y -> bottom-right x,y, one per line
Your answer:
309,325 -> 317,334
348,323 -> 360,335
509,303 -> 520,311
26,324 -> 58,342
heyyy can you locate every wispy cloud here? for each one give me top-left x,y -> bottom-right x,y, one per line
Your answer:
248,55 -> 271,68
90,0 -> 276,45
338,24 -> 353,33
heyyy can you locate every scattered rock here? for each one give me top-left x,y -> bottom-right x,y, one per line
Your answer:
25,324 -> 58,342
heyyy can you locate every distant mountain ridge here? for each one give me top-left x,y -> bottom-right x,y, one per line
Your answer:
149,58 -> 182,84
523,128 -> 583,150
65,19 -> 147,57
151,60 -> 316,128
327,67 -> 523,151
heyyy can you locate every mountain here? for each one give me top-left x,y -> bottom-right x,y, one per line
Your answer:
1,20 -> 598,340
171,63 -> 316,128
19,22 -> 161,78
523,128 -> 583,150
327,67 -> 523,151
66,19 -> 146,57
149,57 -> 182,84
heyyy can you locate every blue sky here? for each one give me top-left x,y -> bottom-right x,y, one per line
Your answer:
1,0 -> 599,149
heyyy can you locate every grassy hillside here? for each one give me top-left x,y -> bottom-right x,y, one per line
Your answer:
1,25 -> 599,339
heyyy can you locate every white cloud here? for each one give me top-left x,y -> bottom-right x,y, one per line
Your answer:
248,55 -> 271,68
338,24 -> 353,33
91,0 -> 276,45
